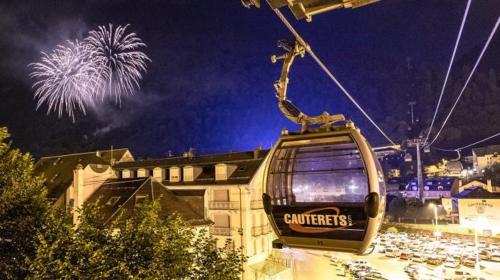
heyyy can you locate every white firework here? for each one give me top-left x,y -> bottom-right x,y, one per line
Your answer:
85,24 -> 150,103
29,40 -> 101,121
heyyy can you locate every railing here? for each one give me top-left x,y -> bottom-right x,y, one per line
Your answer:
250,200 -> 264,209
251,225 -> 273,236
251,226 -> 262,236
262,224 -> 273,234
209,226 -> 232,236
208,201 -> 239,210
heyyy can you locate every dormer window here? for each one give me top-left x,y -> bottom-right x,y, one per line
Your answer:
183,166 -> 202,182
137,168 -> 150,178
135,195 -> 147,205
105,196 -> 120,206
153,167 -> 165,181
122,169 -> 133,179
170,166 -> 181,182
50,173 -> 60,182
215,163 -> 237,181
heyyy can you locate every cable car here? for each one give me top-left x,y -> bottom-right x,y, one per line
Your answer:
262,123 -> 386,254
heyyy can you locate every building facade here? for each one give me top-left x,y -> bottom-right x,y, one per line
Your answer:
34,148 -> 291,279
472,145 -> 500,174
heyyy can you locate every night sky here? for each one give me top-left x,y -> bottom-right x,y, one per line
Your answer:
0,0 -> 499,158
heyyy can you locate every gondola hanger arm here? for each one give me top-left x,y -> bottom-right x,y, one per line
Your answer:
272,40 -> 345,132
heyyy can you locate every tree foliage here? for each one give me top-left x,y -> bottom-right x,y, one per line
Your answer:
29,201 -> 246,279
0,127 -> 50,279
388,197 -> 407,219
0,126 -> 245,279
484,162 -> 500,184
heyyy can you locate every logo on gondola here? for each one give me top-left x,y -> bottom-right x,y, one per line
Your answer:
283,207 -> 353,234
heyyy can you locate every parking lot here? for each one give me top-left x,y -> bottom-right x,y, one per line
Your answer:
289,231 -> 500,280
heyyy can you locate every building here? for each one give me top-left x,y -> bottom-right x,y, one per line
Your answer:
454,187 -> 500,236
424,159 -> 463,178
34,149 -> 134,223
472,145 -> 500,174
34,148 -> 291,280
403,177 -> 458,202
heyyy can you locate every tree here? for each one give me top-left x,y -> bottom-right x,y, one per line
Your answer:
30,200 -> 245,279
405,198 -> 424,219
484,162 -> 500,184
0,127 -> 50,279
388,197 -> 407,220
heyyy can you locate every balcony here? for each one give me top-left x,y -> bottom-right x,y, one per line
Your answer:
251,225 -> 273,236
209,226 -> 232,236
251,226 -> 262,236
262,225 -> 273,234
250,200 -> 264,209
208,201 -> 239,210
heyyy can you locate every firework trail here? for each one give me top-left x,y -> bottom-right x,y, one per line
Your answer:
29,24 -> 149,120
29,40 -> 101,121
85,24 -> 150,103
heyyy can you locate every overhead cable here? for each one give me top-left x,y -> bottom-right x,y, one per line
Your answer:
424,0 -> 472,144
434,130 -> 500,152
267,2 -> 397,145
427,17 -> 500,147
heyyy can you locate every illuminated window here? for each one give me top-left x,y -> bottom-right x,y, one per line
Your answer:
135,196 -> 147,205
106,196 -> 120,206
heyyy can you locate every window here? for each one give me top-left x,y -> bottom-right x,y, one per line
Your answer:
135,195 -> 147,205
50,173 -> 60,182
214,214 -> 230,228
105,196 -> 121,206
267,137 -> 368,204
213,190 -> 229,202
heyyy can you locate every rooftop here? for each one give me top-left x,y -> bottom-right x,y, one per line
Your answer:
472,145 -> 500,157
453,186 -> 500,199
34,148 -> 131,200
87,178 -> 209,225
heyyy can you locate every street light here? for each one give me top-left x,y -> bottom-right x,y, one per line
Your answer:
474,216 -> 487,277
429,203 -> 440,238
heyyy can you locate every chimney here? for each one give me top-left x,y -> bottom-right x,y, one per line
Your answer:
183,148 -> 195,159
254,145 -> 263,159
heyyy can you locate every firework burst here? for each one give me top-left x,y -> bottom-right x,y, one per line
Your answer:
29,40 -> 101,121
29,24 -> 149,121
85,24 -> 150,103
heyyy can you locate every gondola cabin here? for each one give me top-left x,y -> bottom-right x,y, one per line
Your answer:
262,125 -> 386,254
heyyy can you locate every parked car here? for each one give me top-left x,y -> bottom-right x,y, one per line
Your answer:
348,259 -> 370,269
385,247 -> 400,258
444,257 -> 460,268
478,249 -> 491,261
412,253 -> 425,263
491,251 -> 500,262
404,264 -> 423,274
462,257 -> 477,268
452,270 -> 471,279
427,256 -> 443,266
400,251 -> 412,260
